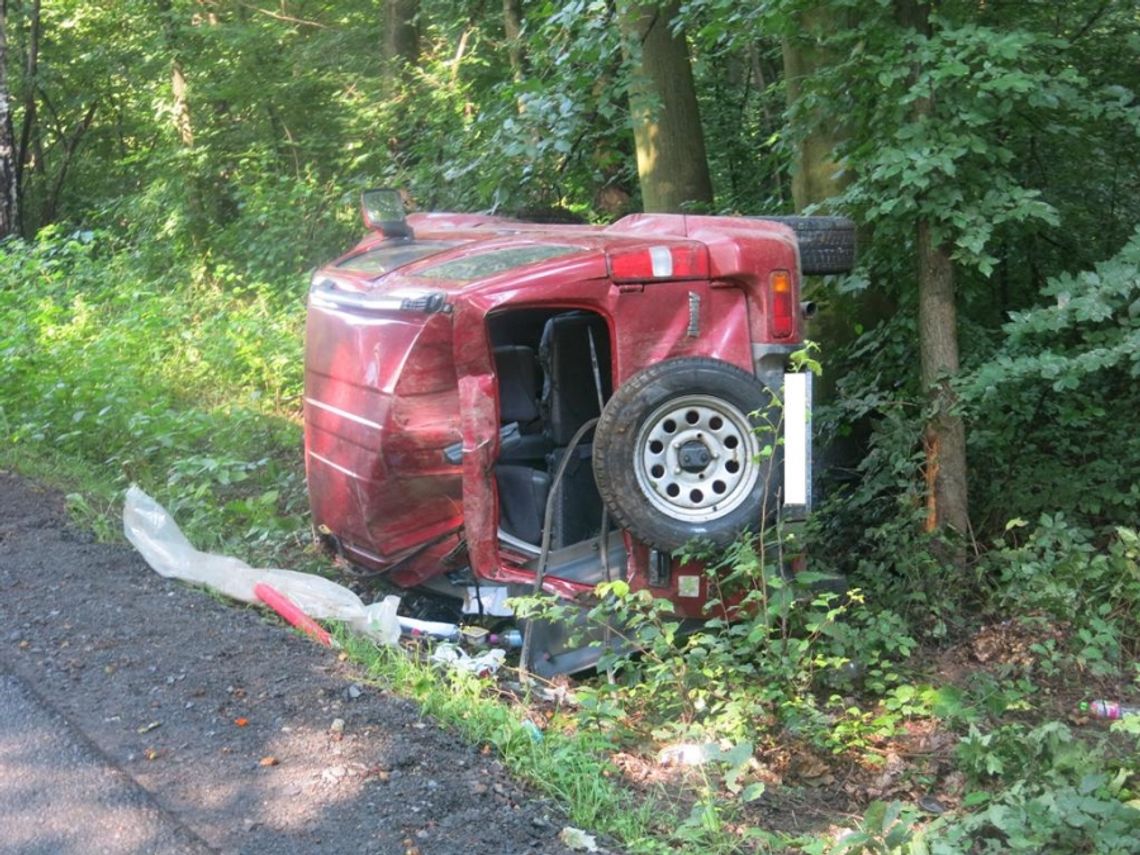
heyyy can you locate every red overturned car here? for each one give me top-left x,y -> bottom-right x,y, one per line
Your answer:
304,190 -> 854,675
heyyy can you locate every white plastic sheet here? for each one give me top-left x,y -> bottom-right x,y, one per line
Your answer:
122,486 -> 400,645
461,585 -> 514,617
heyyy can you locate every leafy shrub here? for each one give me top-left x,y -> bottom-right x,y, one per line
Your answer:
0,230 -> 309,564
925,720 -> 1140,854
981,516 -> 1140,673
963,228 -> 1140,532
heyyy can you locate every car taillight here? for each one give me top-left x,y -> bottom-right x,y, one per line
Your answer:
607,244 -> 709,283
769,269 -> 794,338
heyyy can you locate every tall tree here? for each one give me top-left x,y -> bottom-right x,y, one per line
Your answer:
894,0 -> 968,539
0,0 -> 16,236
383,0 -> 420,72
780,5 -> 898,418
14,0 -> 37,203
622,1 -> 713,212
502,0 -> 525,82
781,7 -> 847,213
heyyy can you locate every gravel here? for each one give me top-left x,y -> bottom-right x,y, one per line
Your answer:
0,472 -> 584,854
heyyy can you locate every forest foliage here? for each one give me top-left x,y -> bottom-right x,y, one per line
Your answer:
1,0 -> 1139,852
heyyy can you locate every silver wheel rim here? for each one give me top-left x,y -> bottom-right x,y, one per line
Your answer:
633,394 -> 762,523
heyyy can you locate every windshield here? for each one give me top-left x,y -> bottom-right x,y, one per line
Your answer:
413,244 -> 583,282
336,240 -> 458,276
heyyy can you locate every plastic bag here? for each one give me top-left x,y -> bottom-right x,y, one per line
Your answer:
122,486 -> 400,645
428,643 -> 506,677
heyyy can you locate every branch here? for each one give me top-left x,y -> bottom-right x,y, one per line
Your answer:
1069,0 -> 1112,43
44,100 -> 97,222
237,2 -> 327,29
16,0 -> 42,184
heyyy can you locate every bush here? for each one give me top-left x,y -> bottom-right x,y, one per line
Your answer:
963,228 -> 1140,532
0,229 -> 309,563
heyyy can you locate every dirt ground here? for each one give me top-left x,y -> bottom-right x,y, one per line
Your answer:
0,471 -> 586,854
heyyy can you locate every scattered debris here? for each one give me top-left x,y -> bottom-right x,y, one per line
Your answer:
657,742 -> 719,767
122,486 -> 401,645
462,585 -> 514,617
259,756 -> 279,767
558,826 -> 599,852
918,794 -> 947,815
502,679 -> 578,706
460,625 -> 489,645
488,629 -> 523,649
137,720 -> 162,734
234,717 -> 249,727
254,582 -> 334,647
399,615 -> 461,642
1082,699 -> 1140,720
428,643 -> 505,677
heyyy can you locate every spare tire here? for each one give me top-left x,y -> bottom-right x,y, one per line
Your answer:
592,357 -> 780,551
757,216 -> 856,275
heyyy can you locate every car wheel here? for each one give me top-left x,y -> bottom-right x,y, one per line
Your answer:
592,357 -> 780,551
757,216 -> 856,275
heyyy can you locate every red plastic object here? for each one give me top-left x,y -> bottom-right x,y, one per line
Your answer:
254,582 -> 333,647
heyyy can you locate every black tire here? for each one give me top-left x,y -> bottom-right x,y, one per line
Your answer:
756,216 -> 856,275
592,357 -> 780,551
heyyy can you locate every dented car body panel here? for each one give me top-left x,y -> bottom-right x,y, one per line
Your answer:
305,203 -> 846,651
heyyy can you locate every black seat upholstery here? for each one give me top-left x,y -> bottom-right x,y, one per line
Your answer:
494,345 -> 541,427
494,345 -> 549,543
494,345 -> 550,463
496,465 -> 550,545
539,314 -> 611,445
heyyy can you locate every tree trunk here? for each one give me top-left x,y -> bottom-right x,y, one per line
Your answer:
155,0 -> 193,146
0,1 -> 17,236
502,0 -> 525,82
383,0 -> 420,71
15,0 -> 37,199
896,0 -> 971,541
781,6 -> 893,416
917,221 -> 969,536
40,100 -> 97,224
171,60 -> 192,145
622,1 -> 713,212
781,8 -> 848,213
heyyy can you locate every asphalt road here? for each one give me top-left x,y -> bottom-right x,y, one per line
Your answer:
0,472 -> 581,855
0,670 -> 211,854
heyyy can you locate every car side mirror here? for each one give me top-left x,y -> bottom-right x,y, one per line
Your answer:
361,188 -> 412,238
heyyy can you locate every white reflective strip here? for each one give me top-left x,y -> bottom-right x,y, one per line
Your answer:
304,397 -> 383,430
783,373 -> 810,509
649,246 -> 673,277
677,576 -> 701,598
309,290 -> 408,312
